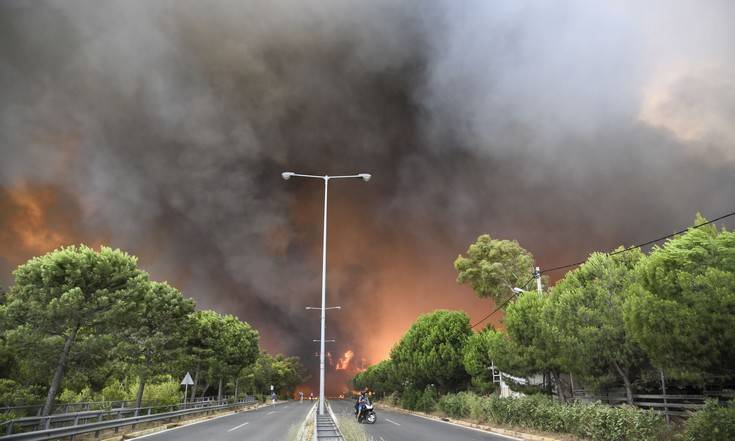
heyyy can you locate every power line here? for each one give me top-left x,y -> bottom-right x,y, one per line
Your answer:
540,209 -> 735,275
470,208 -> 735,329
471,275 -> 535,329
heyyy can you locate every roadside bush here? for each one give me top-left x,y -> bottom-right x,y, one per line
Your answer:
139,377 -> 181,407
682,400 -> 735,441
438,391 -> 473,418
415,385 -> 438,413
0,379 -> 42,407
383,391 -> 400,407
101,381 -> 129,402
58,387 -> 95,404
400,388 -> 421,410
432,393 -> 667,441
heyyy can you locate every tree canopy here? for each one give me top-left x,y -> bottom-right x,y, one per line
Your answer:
4,246 -> 148,415
455,234 -> 536,303
546,249 -> 649,403
0,245 -> 281,411
390,310 -> 472,393
624,216 -> 735,381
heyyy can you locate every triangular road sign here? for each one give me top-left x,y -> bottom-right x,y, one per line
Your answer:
181,372 -> 194,385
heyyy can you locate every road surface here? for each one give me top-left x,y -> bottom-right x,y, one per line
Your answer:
133,400 -> 313,441
330,399 -> 519,441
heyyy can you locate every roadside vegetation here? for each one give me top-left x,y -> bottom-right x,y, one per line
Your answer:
353,215 -> 735,440
0,245 -> 308,417
336,414 -> 370,441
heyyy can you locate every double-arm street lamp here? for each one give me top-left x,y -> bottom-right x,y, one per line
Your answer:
282,172 -> 371,415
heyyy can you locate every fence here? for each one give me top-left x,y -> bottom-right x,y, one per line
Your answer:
572,391 -> 731,417
0,396 -> 255,438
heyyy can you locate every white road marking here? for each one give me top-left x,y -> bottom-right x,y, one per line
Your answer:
400,411 -> 522,441
380,436 -> 387,441
384,418 -> 401,426
227,421 -> 249,432
131,408 -> 248,439
266,410 -> 278,415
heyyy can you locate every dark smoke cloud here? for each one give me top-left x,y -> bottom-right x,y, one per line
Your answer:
1,0 -> 734,392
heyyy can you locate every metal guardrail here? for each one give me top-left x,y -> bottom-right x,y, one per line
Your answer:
0,396 -> 234,417
1,398 -> 240,436
314,401 -> 344,441
0,397 -> 256,440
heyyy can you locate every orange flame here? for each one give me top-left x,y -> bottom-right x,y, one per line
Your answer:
335,350 -> 354,370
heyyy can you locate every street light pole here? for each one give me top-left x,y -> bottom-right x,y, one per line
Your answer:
319,176 -> 329,416
282,172 -> 370,415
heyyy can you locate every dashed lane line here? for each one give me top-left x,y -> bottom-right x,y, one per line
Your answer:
227,421 -> 250,432
384,418 -> 401,426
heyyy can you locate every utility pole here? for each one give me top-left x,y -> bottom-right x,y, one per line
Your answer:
535,266 -> 542,294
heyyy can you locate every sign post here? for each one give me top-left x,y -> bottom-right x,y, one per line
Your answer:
181,372 -> 194,408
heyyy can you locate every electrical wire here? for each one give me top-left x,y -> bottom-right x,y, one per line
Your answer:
541,209 -> 735,275
470,275 -> 536,329
470,208 -> 735,329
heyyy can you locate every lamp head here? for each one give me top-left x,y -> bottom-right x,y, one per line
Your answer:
512,287 -> 524,294
281,171 -> 295,180
358,173 -> 371,182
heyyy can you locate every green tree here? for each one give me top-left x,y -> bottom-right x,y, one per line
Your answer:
455,234 -> 536,304
547,249 -> 648,404
504,292 -> 568,400
463,328 -> 501,394
239,352 -> 307,397
116,281 -> 195,409
4,246 -> 148,416
624,216 -> 735,381
390,310 -> 471,393
352,359 -> 399,397
185,311 -> 217,400
194,311 -> 259,400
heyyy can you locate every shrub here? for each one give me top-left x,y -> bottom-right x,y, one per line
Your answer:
58,387 -> 95,404
415,385 -> 438,413
0,379 -> 41,407
428,393 -> 667,441
683,400 -> 735,441
400,388 -> 421,410
101,381 -> 129,402
438,392 -> 472,418
383,391 -> 400,407
138,377 -> 181,407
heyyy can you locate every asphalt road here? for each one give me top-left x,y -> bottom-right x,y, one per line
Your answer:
329,400 -> 519,441
133,400 -> 314,441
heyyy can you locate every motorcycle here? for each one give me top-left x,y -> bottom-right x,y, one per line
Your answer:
357,402 -> 377,424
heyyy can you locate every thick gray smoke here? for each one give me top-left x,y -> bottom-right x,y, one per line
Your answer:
1,0 -> 734,391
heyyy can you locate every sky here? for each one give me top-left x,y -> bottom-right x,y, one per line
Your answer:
1,0 -> 734,393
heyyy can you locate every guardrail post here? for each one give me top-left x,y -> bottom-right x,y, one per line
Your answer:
44,416 -> 51,430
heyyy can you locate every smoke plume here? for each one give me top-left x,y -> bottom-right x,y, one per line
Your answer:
1,0 -> 734,392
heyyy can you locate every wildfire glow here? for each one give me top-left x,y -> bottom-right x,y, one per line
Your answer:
335,350 -> 354,370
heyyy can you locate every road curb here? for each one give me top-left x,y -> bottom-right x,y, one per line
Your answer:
375,403 -> 567,441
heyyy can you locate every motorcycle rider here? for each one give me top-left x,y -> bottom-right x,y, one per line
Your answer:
354,390 -> 368,417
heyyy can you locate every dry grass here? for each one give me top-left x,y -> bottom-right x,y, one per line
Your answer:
335,415 -> 372,441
